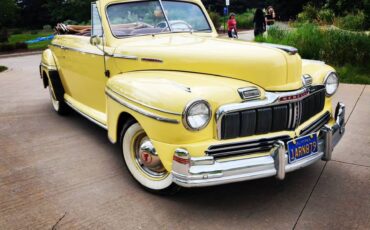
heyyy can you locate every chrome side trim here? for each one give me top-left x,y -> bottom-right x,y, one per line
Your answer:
106,87 -> 181,116
112,54 -> 138,60
64,100 -> 107,130
105,89 -> 179,124
50,43 -> 105,56
40,62 -> 57,71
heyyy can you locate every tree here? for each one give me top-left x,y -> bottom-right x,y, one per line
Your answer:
0,0 -> 18,42
0,0 -> 18,28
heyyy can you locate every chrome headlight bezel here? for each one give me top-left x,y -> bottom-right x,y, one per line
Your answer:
324,71 -> 339,97
182,99 -> 211,131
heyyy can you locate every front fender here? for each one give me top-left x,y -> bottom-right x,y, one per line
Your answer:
302,59 -> 336,85
106,70 -> 264,144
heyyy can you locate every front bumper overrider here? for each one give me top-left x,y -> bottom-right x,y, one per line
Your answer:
172,103 -> 346,188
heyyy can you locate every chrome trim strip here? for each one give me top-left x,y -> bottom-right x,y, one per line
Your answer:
237,86 -> 261,100
40,62 -> 57,71
112,54 -> 138,60
105,89 -> 179,124
287,103 -> 293,129
50,43 -> 104,56
300,111 -> 330,136
260,43 -> 298,55
141,57 -> 163,63
65,100 -> 107,130
106,87 -> 182,116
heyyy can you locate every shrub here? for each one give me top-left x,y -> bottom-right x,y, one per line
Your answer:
15,42 -> 28,50
0,28 -> 9,43
256,23 -> 370,67
0,42 -> 28,52
43,25 -> 52,31
318,9 -> 335,25
0,66 -> 7,73
297,4 -> 318,23
237,10 -> 254,29
208,11 -> 221,30
0,43 -> 15,52
335,11 -> 366,31
12,28 -> 23,35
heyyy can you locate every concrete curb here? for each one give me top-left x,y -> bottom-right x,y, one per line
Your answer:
0,51 -> 43,59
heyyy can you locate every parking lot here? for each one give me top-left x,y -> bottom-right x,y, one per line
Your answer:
0,54 -> 369,229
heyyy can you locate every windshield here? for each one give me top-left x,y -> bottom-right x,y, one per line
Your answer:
106,0 -> 211,37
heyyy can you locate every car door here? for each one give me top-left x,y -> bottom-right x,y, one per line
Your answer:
57,3 -> 107,121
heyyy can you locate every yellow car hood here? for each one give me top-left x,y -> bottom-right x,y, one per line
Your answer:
112,34 -> 303,91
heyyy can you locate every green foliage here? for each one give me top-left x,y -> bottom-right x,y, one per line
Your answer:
237,10 -> 255,29
256,23 -> 370,67
335,64 -> 370,84
297,4 -> 335,25
0,66 -> 8,73
297,4 -> 318,23
317,9 -> 335,25
208,11 -> 221,30
335,11 -> 366,31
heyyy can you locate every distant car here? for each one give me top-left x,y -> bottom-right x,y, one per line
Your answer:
40,0 -> 345,194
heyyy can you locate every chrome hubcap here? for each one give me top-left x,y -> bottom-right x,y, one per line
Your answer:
133,134 -> 167,178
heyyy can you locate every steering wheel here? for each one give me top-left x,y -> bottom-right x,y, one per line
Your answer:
155,20 -> 193,31
170,21 -> 193,31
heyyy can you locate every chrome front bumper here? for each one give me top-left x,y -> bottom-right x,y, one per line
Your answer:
172,103 -> 346,188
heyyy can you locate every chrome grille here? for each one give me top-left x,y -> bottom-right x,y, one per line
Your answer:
206,136 -> 291,159
219,87 -> 326,140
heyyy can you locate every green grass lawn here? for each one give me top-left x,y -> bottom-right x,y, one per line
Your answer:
0,66 -> 8,73
8,31 -> 53,50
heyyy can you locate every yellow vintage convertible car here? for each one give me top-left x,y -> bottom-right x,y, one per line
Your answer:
40,0 -> 345,194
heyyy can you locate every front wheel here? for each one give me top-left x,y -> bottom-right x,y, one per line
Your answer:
120,119 -> 180,195
48,81 -> 69,115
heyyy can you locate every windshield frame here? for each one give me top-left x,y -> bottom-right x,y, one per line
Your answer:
105,0 -> 213,39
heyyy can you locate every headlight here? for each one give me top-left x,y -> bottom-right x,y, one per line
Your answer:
324,72 -> 339,96
183,100 -> 211,131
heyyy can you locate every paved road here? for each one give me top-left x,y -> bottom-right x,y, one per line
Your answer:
0,55 -> 369,229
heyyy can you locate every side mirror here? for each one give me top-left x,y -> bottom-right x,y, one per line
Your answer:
90,35 -> 101,46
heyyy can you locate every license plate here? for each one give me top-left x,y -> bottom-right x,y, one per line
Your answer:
287,134 -> 318,164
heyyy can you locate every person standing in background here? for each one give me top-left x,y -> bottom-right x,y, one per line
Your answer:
253,9 -> 266,37
227,13 -> 238,38
265,6 -> 276,29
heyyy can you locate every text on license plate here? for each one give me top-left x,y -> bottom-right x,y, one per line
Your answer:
287,134 -> 318,163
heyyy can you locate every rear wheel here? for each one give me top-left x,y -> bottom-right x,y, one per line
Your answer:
48,80 -> 69,115
120,119 -> 180,195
